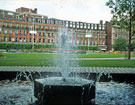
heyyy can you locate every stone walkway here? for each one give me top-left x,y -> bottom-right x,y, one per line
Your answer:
0,66 -> 135,74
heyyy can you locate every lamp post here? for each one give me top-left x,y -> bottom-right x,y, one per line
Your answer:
30,31 -> 37,49
85,31 -> 92,52
29,18 -> 37,49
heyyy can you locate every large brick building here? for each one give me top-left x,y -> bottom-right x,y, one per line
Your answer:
0,7 -> 107,50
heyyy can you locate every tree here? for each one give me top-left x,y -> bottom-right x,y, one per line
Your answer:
106,0 -> 135,59
113,37 -> 127,51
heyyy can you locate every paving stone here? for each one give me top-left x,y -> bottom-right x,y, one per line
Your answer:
0,66 -> 135,74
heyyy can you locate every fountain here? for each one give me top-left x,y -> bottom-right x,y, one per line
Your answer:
34,27 -> 95,105
0,27 -> 135,104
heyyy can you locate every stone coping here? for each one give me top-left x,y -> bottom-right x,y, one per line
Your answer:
0,66 -> 135,74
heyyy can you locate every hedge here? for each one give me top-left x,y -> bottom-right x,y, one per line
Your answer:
76,45 -> 99,51
0,43 -> 56,50
0,42 -> 99,51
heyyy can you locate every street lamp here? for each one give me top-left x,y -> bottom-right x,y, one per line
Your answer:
29,18 -> 37,49
30,31 -> 37,49
85,31 -> 92,52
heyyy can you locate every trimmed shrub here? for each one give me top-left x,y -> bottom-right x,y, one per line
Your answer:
0,43 -> 56,50
77,45 -> 99,51
0,43 -> 99,51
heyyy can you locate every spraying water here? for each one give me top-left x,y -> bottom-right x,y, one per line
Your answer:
55,27 -> 77,80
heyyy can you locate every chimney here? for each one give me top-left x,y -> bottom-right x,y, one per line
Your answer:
34,8 -> 37,14
105,21 -> 109,26
100,20 -> 103,24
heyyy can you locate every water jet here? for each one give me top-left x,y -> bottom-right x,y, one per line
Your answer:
34,27 -> 96,105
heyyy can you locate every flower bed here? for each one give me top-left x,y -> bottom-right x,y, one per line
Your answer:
0,54 -> 4,57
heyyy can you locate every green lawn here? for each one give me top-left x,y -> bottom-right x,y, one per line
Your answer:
1,52 -> 135,59
77,60 -> 135,67
0,58 -> 135,67
0,52 -> 135,67
77,53 -> 135,58
0,52 -> 54,59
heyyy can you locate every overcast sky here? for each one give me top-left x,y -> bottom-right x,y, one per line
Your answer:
0,0 -> 112,23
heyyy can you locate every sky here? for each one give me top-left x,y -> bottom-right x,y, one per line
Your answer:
0,0 -> 112,24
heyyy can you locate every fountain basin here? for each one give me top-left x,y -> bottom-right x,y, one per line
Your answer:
34,77 -> 95,105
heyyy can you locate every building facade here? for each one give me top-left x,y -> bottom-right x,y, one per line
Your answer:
0,7 -> 107,50
105,22 -> 130,51
112,25 -> 128,44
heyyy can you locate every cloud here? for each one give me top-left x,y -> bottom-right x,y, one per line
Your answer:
0,0 -> 112,23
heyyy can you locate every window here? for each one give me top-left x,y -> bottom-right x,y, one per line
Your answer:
52,33 -> 54,37
9,24 -> 12,27
9,37 -> 11,41
80,23 -> 83,28
39,38 -> 41,43
4,29 -> 7,34
48,39 -> 50,43
15,37 -> 18,42
9,30 -> 12,34
103,40 -> 105,45
66,21 -> 68,27
99,24 -> 102,30
38,19 -> 41,23
102,25 -> 105,30
55,20 -> 58,24
95,24 -> 97,30
115,34 -> 117,37
47,20 -> 51,24
19,37 -> 22,40
28,18 -> 32,22
52,39 -> 54,43
43,39 -> 45,43
77,22 -> 79,28
59,21 -> 62,25
48,33 -> 50,37
93,24 -> 95,29
4,36 -> 7,41
70,21 -> 72,27
39,32 -> 41,36
30,38 -> 32,42
73,22 -> 76,28
19,30 -> 22,35
42,19 -> 45,23
43,32 -> 45,36
24,38 -> 26,42
84,23 -> 87,29
88,24 -> 90,29
91,24 -> 93,29
34,38 -> 36,43
16,24 -> 18,28
4,23 -> 7,27
20,24 -> 22,28
24,25 -> 26,29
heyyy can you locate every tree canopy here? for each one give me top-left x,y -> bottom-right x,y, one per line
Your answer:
106,0 -> 135,59
106,0 -> 135,32
113,37 -> 127,51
